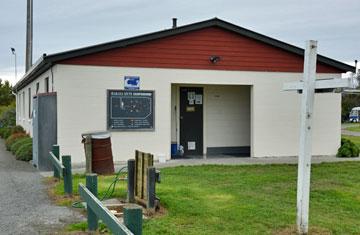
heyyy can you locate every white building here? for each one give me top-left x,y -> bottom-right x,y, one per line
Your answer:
13,18 -> 354,165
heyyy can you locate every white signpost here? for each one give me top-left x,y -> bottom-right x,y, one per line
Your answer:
283,40 -> 358,234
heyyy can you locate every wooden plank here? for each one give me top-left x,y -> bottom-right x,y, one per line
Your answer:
296,40 -> 317,235
49,151 -> 65,176
78,183 -> 133,235
142,153 -> 148,200
134,151 -> 138,197
283,77 -> 357,91
135,150 -> 143,198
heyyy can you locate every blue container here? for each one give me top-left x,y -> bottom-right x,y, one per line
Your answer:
171,143 -> 178,156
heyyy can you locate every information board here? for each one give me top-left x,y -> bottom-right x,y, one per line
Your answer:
107,90 -> 154,130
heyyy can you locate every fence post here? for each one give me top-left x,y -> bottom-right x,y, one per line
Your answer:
62,155 -> 73,195
147,167 -> 156,210
124,204 -> 143,235
52,145 -> 60,179
127,159 -> 135,203
86,174 -> 98,231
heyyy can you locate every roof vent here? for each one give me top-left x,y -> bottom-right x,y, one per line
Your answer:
172,18 -> 177,28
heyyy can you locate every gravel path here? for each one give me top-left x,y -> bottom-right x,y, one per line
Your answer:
0,139 -> 83,235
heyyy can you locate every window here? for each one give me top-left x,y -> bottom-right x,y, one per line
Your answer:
28,88 -> 31,119
36,82 -> 40,94
18,93 -> 21,119
45,77 -> 49,93
22,91 -> 25,119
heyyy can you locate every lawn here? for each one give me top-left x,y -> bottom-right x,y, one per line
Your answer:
345,125 -> 360,132
342,135 -> 360,149
53,162 -> 360,235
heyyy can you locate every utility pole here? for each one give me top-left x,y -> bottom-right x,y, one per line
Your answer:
25,0 -> 33,72
11,48 -> 17,81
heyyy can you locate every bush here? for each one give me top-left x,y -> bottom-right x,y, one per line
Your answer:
337,138 -> 360,158
11,125 -> 25,135
5,133 -> 29,151
0,127 -> 12,139
0,107 -> 15,127
11,137 -> 32,154
15,142 -> 32,161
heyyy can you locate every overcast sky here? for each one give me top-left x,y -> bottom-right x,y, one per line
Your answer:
1,0 -> 359,84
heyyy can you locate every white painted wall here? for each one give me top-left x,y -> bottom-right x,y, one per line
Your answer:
205,85 -> 250,148
15,67 -> 56,136
53,64 -> 341,164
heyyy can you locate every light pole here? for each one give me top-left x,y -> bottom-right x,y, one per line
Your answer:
11,47 -> 17,82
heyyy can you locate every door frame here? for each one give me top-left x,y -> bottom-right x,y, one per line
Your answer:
175,84 -> 206,156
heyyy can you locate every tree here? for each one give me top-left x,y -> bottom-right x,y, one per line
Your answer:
0,79 -> 15,106
342,93 -> 360,122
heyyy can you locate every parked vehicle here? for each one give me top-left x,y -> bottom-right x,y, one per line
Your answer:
349,107 -> 360,122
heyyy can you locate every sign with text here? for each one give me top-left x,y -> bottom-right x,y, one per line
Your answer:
107,90 -> 154,131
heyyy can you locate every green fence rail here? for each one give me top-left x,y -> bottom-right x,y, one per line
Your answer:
49,145 -> 73,195
79,174 -> 143,235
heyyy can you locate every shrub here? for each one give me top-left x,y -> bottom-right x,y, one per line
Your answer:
337,138 -> 360,158
11,125 -> 25,135
5,133 -> 29,151
15,142 -> 32,161
0,107 -> 15,127
0,127 -> 12,139
11,137 -> 32,154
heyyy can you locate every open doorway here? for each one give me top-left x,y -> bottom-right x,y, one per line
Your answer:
171,84 -> 251,158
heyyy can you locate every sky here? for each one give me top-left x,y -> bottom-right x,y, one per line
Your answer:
0,0 -> 359,85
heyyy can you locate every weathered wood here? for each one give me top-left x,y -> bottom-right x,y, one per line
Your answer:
296,40 -> 317,235
84,135 -> 92,173
49,151 -> 65,177
283,76 -> 358,91
134,150 -> 154,204
142,153 -> 149,200
135,150 -> 142,198
79,183 -> 133,235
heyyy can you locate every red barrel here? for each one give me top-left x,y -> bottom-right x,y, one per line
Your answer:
83,132 -> 115,175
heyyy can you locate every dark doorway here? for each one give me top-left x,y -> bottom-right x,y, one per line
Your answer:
180,87 -> 203,156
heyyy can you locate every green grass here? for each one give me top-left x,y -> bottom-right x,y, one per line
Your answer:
55,163 -> 360,234
345,125 -> 360,132
342,135 -> 360,149
51,173 -> 127,207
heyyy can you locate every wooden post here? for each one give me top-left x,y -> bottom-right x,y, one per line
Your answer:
127,159 -> 135,203
84,135 -> 92,173
62,155 -> 73,195
124,204 -> 143,235
147,166 -> 156,210
52,145 -> 60,179
86,174 -> 98,231
296,40 -> 317,235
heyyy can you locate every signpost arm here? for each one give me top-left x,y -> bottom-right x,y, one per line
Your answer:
296,40 -> 317,234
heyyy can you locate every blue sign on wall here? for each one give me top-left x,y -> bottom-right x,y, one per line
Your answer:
124,76 -> 140,90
